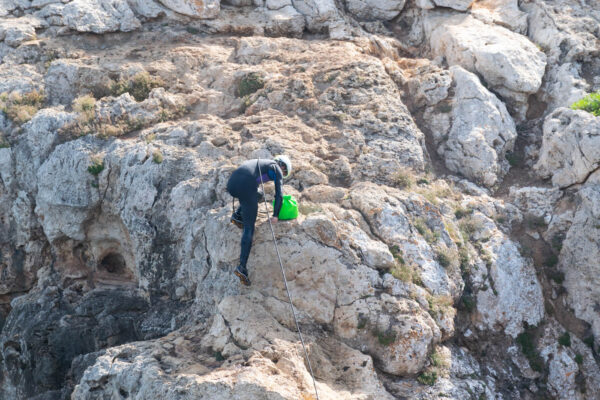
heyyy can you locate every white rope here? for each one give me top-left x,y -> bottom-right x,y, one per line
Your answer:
257,159 -> 320,400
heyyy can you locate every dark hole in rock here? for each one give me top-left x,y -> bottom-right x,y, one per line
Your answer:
99,252 -> 126,274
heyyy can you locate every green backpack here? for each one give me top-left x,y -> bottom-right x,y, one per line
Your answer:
273,195 -> 299,220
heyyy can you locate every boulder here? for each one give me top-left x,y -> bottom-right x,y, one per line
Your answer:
470,0 -> 527,33
62,0 -> 141,33
534,108 -> 600,188
432,66 -> 517,187
425,12 -> 546,119
157,0 -> 220,18
345,0 -> 406,21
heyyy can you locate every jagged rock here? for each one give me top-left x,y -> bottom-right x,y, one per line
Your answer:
534,108 -> 600,188
44,59 -> 111,106
62,0 -> 142,33
470,0 -> 527,33
0,64 -> 43,95
334,294 -> 440,375
345,0 -> 406,21
428,66 -> 516,187
463,210 -> 545,337
522,0 -> 600,65
350,182 -> 464,298
508,186 -> 562,220
561,186 -> 600,343
0,16 -> 45,47
425,12 -> 546,119
158,0 -> 220,18
539,63 -> 589,113
126,0 -> 166,18
431,0 -> 473,11
0,288 -> 150,399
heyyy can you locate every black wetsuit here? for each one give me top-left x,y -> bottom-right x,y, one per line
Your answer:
226,159 -> 284,270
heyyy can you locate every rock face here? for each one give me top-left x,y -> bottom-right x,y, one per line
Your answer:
560,186 -> 600,342
62,0 -> 142,33
431,66 -> 516,187
345,0 -> 406,21
425,12 -> 547,119
0,1 -> 599,399
158,0 -> 220,18
535,108 -> 600,188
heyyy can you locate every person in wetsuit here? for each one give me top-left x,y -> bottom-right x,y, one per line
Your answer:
226,155 -> 292,286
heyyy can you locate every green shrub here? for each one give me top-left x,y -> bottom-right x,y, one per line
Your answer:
238,73 -> 264,97
575,354 -> 583,365
549,270 -> 565,284
391,262 -> 422,286
516,331 -> 543,372
570,92 -> 600,116
525,214 -> 548,230
374,329 -> 396,346
152,149 -> 163,164
558,332 -> 571,347
436,248 -> 457,268
357,315 -> 368,330
0,134 -> 8,148
0,90 -> 45,124
413,218 -> 440,244
417,371 -> 437,386
544,254 -> 559,268
88,157 -> 104,176
461,294 -> 476,312
214,351 -> 225,361
505,152 -> 521,167
583,336 -> 595,349
454,206 -> 473,220
111,72 -> 164,102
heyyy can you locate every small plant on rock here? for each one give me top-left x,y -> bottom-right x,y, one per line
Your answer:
152,149 -> 163,164
373,329 -> 396,346
417,370 -> 437,386
237,73 -> 264,97
558,332 -> 571,347
436,247 -> 457,268
0,90 -> 45,124
392,167 -> 415,189
0,134 -> 8,149
111,72 -> 164,102
88,156 -> 104,176
570,92 -> 600,116
413,218 -> 440,244
516,329 -> 543,372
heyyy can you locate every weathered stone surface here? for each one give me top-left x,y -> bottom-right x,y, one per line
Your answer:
432,0 -> 473,11
0,16 -> 45,47
534,108 -> 600,188
470,0 -> 527,33
44,59 -> 111,106
432,66 -> 516,187
345,0 -> 405,21
425,12 -> 546,119
62,0 -> 142,33
560,186 -> 600,343
158,0 -> 220,18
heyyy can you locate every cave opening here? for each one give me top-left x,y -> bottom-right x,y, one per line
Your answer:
98,252 -> 127,275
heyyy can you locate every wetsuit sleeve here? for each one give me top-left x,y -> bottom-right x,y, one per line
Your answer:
272,164 -> 284,217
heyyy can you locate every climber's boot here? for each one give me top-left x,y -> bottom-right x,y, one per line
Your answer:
234,265 -> 251,286
230,210 -> 243,229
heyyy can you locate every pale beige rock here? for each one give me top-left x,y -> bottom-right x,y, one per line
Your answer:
470,0 -> 527,33
158,0 -> 219,18
425,12 -> 546,119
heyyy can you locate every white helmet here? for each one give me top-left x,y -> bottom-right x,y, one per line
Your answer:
274,154 -> 292,178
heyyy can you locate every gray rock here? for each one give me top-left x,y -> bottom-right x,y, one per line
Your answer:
345,0 -> 406,21
157,0 -> 220,18
425,12 -> 546,119
434,66 -> 517,187
534,108 -> 600,188
62,0 -> 142,33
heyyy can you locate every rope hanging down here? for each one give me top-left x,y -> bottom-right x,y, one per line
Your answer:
257,159 -> 320,400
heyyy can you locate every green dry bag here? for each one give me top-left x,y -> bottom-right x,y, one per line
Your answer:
273,195 -> 299,220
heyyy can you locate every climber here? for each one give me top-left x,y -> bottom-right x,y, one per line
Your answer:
226,155 -> 292,286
